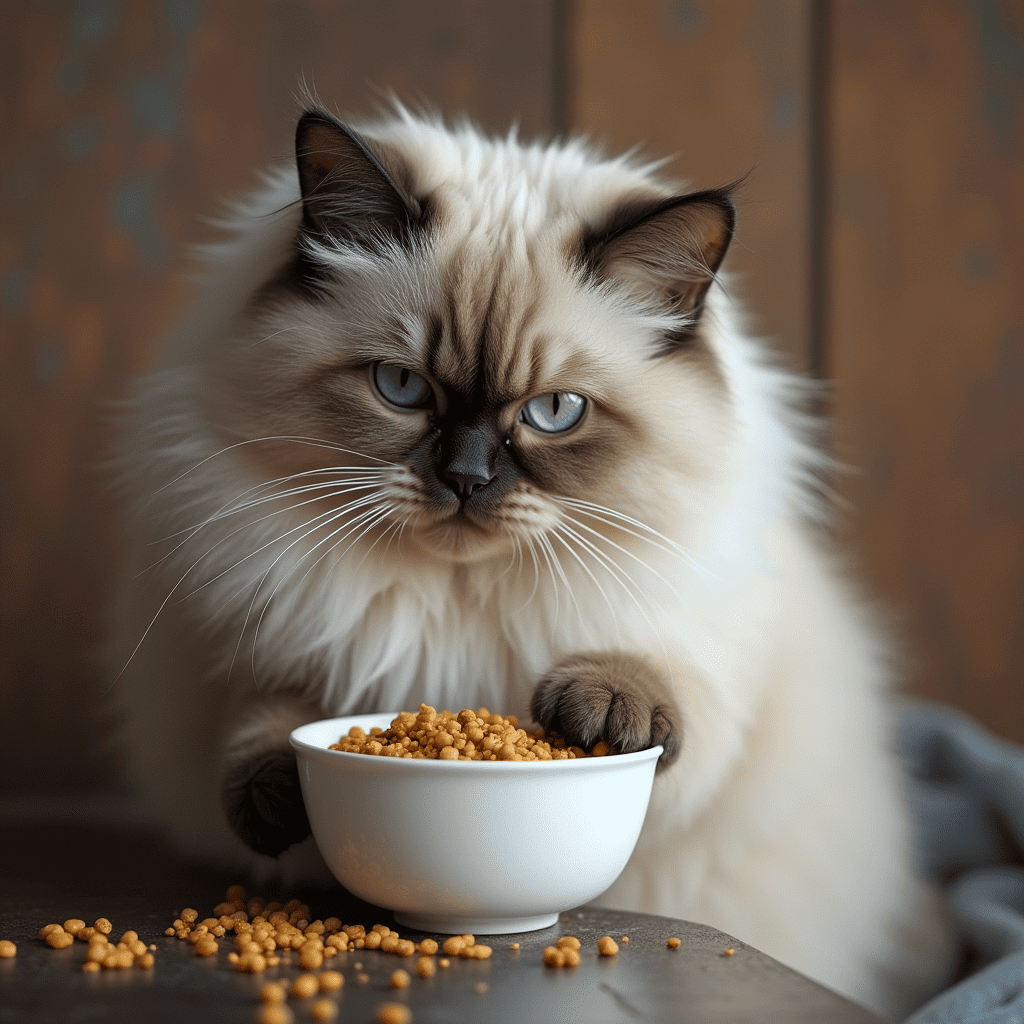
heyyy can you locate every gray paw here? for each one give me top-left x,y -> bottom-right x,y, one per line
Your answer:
530,653 -> 682,769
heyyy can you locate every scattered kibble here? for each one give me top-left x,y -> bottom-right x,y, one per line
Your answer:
82,961 -> 101,973
375,1004 -> 412,1024
258,1006 -> 292,1024
438,958 -> 450,969
391,968 -> 410,989
63,919 -> 86,936
310,999 -> 337,1021
415,939 -> 438,955
416,956 -> 435,978
94,919 -> 112,935
46,931 -> 74,950
509,943 -> 519,951
621,936 -> 629,944
667,937 -> 681,949
292,974 -> 319,999
597,936 -> 619,956
556,936 -> 581,950
723,948 -> 735,957
356,972 -> 370,984
318,971 -> 343,992
0,941 -> 16,958
330,705 -> 612,761
543,946 -> 566,967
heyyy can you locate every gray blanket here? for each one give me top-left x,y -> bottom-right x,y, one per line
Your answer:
900,700 -> 1024,1024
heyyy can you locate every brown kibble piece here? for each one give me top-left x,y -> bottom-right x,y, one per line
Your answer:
47,931 -> 75,950
509,943 -> 519,951
391,969 -> 410,989
299,945 -> 324,970
563,948 -> 581,967
138,952 -> 155,969
543,946 -> 565,967
667,936 -> 681,948
311,999 -> 337,1021
441,936 -> 466,955
621,936 -> 629,944
556,936 -> 581,950
0,941 -> 16,958
375,1004 -> 412,1024
416,939 -> 438,955
225,884 -> 245,902
94,919 -> 112,935
63,919 -> 86,935
416,956 -> 435,977
292,974 -> 319,999
318,971 -> 343,992
39,924 -> 63,939
195,938 -> 218,957
258,1006 -> 292,1024
597,936 -> 619,956
723,948 -> 735,956
261,982 -> 286,1004
82,960 -> 101,973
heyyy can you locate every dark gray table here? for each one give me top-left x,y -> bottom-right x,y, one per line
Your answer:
0,817 -> 881,1024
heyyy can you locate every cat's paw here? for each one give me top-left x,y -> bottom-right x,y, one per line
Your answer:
221,749 -> 312,857
530,653 -> 681,770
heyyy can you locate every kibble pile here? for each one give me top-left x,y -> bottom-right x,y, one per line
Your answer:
8,883 -> 718,1024
329,705 -> 616,761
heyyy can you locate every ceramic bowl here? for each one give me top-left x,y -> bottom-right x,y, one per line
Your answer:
290,713 -> 661,934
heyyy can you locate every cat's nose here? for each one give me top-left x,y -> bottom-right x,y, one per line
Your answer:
442,470 -> 494,500
438,423 -> 498,500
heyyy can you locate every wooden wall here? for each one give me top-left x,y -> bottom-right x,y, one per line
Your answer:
1,0 -> 1021,794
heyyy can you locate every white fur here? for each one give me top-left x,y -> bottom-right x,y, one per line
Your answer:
110,110 -> 951,1018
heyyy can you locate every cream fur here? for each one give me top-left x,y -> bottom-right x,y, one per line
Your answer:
110,108 -> 952,1018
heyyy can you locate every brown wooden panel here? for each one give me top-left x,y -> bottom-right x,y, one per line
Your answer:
570,0 -> 813,370
0,0 -> 559,793
830,0 -> 1024,741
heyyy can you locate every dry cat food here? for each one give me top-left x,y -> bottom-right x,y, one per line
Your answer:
376,1004 -> 412,1024
0,940 -> 16,958
667,936 -> 681,948
37,917 -> 155,971
329,704 -> 618,761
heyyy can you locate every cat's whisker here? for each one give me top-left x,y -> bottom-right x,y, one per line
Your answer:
549,528 -> 624,648
553,495 -> 719,584
555,523 -> 674,678
558,512 -> 690,609
177,490 -> 385,602
541,531 -> 585,628
513,534 -> 542,615
153,435 -> 400,496
246,502 -> 396,680
534,534 -> 561,626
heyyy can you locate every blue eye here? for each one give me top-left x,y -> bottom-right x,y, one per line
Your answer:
372,363 -> 432,408
519,392 -> 586,433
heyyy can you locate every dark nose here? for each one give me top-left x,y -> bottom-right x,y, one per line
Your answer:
438,424 -> 497,500
443,470 -> 493,500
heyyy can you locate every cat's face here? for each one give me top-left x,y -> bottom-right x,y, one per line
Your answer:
209,110 -> 736,569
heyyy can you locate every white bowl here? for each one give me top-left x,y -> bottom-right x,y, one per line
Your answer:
290,713 -> 661,934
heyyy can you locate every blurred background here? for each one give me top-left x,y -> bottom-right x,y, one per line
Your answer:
1,0 -> 1021,796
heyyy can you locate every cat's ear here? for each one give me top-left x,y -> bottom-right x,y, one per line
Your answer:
583,187 -> 736,337
295,109 -> 422,248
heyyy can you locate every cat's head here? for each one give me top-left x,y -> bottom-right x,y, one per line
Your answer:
211,107 -> 737,569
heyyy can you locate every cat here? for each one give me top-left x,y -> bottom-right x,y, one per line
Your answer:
109,100 -> 952,1018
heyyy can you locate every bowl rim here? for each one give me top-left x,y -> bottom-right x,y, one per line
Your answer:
290,713 -> 663,773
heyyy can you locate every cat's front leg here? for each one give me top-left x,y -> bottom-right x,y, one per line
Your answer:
220,693 -> 322,857
530,653 -> 682,770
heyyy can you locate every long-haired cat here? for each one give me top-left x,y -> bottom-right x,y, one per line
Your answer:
110,100 -> 951,1017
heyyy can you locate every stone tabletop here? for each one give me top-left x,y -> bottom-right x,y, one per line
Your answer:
0,817 -> 881,1024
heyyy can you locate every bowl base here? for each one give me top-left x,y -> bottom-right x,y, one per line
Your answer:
393,910 -> 559,935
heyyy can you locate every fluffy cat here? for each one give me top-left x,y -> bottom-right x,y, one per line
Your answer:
110,101 -> 951,1017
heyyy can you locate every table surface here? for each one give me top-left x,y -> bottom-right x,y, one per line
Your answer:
0,814 -> 882,1024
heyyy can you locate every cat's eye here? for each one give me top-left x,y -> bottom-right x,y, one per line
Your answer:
519,392 -> 586,433
372,362 -> 433,409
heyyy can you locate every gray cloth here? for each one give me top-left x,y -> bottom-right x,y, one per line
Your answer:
899,700 -> 1024,1024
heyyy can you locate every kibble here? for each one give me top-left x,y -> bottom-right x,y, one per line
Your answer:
556,936 -> 581,950
543,946 -> 565,967
291,974 -> 319,999
63,919 -> 86,936
261,982 -> 286,1004
667,936 -> 681,948
46,931 -> 75,950
318,971 -> 343,992
375,1005 -> 412,1024
415,939 -> 438,955
416,956 -> 435,977
723,948 -> 735,957
391,968 -> 410,989
0,941 -> 16,958
311,999 -> 337,1021
258,1007 -> 292,1024
330,705 -> 614,761
597,936 -> 619,956
82,960 -> 101,973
